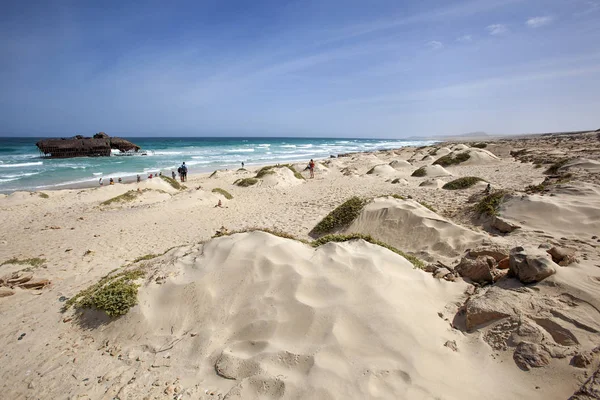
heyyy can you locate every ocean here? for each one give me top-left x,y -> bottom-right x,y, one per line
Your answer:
0,137 -> 434,193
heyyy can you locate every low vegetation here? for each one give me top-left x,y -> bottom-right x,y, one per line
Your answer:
160,175 -> 184,190
429,148 -> 439,156
311,233 -> 424,269
472,142 -> 487,149
133,254 -> 159,263
38,192 -> 49,199
212,188 -> 233,199
475,190 -> 508,216
526,173 -> 573,194
101,190 -> 141,206
418,201 -> 437,213
391,178 -> 403,184
237,168 -> 247,172
255,166 -> 277,178
209,170 -> 218,178
234,178 -> 258,187
63,269 -> 145,317
545,158 -> 571,175
213,227 -> 309,243
309,196 -> 367,237
411,167 -> 427,177
1,257 -> 46,268
442,176 -> 485,190
433,151 -> 471,167
255,164 -> 305,180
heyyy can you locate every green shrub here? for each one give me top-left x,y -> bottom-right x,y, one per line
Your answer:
429,148 -> 438,156
311,233 -> 424,269
100,190 -> 140,206
38,192 -> 49,199
1,257 -> 46,268
472,143 -> 487,149
213,227 -> 308,243
133,254 -> 159,263
237,168 -> 247,172
418,201 -> 437,212
234,178 -> 258,187
390,194 -> 406,200
255,167 -> 276,179
433,151 -> 471,167
411,167 -> 427,177
310,197 -> 367,237
209,170 -> 218,178
475,190 -> 508,216
545,159 -> 570,175
160,175 -> 184,190
212,188 -> 233,199
255,164 -> 304,180
282,164 -> 305,180
442,177 -> 485,190
64,269 -> 145,317
391,178 -> 402,184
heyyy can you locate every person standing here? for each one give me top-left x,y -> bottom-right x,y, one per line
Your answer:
181,162 -> 188,182
241,161 -> 245,168
172,171 -> 176,180
309,159 -> 315,179
137,174 -> 141,183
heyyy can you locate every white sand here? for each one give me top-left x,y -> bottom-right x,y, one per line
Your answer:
1,132 -> 600,399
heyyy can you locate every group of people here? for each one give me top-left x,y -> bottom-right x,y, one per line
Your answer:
98,177 -> 122,186
98,158 -> 316,189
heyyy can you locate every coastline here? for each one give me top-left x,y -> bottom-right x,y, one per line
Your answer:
1,130 -> 599,399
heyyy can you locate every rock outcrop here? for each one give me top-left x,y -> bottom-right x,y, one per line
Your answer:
509,246 -> 557,283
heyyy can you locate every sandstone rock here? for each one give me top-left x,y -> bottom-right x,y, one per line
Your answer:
572,352 -> 595,368
492,216 -> 521,233
569,364 -> 600,399
547,246 -> 577,265
513,342 -> 551,371
20,279 -> 50,289
468,246 -> 509,262
455,256 -> 495,283
465,286 -> 517,331
6,271 -> 33,285
434,268 -> 452,279
498,257 -> 510,270
509,246 -> 557,283
0,287 -> 15,297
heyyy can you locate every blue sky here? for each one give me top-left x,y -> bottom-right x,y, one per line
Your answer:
1,0 -> 599,138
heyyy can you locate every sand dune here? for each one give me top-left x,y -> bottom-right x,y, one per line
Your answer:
342,197 -> 489,262
415,165 -> 452,177
58,232 -> 544,399
389,160 -> 412,170
500,182 -> 600,237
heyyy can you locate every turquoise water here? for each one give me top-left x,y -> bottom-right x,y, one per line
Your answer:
0,137 -> 434,193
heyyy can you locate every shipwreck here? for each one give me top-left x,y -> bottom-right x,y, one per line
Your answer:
36,132 -> 141,158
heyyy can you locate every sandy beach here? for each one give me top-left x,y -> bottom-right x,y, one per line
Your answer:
1,131 -> 600,399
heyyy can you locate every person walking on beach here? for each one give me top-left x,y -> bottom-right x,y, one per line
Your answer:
172,171 -> 176,180
180,162 -> 188,182
241,161 -> 244,168
137,174 -> 141,183
99,178 -> 103,186
309,159 -> 315,179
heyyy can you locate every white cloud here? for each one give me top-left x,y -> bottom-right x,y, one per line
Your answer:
487,24 -> 507,35
526,16 -> 554,28
457,35 -> 473,42
426,40 -> 443,49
